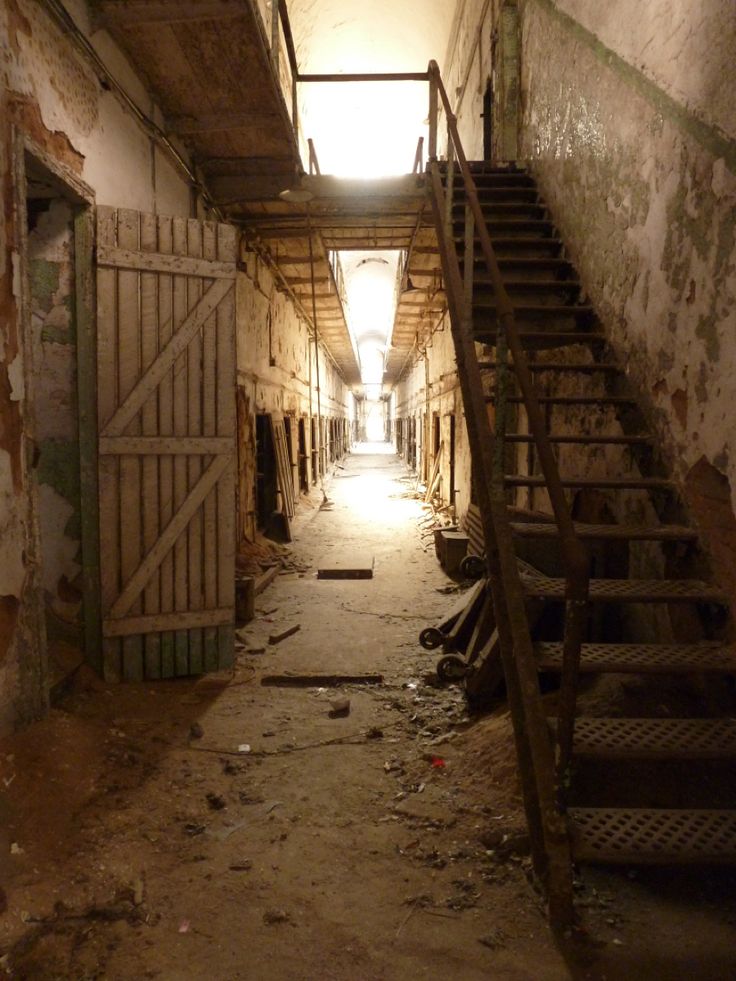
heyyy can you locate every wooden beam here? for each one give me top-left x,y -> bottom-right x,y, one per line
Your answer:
97,245 -> 235,278
104,608 -> 233,638
100,436 -> 233,455
298,72 -> 429,83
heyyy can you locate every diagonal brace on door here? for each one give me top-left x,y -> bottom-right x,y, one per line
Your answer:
101,277 -> 234,437
107,453 -> 231,619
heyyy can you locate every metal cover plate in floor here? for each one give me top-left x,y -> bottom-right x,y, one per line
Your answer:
317,552 -> 374,580
569,808 -> 736,865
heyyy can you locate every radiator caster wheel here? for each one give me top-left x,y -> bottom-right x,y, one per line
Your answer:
436,654 -> 468,683
419,627 -> 444,650
460,554 -> 485,580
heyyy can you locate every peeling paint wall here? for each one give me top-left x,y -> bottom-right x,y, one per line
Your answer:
518,0 -> 736,598
236,251 -> 350,541
0,0 -> 198,732
28,198 -> 83,652
444,0 -> 520,163
394,314 -> 472,527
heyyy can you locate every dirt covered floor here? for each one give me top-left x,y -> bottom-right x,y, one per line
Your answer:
2,446 -> 736,979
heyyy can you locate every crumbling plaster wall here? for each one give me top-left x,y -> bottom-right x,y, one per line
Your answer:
443,0 -> 519,163
394,314 -> 471,523
0,0 -> 197,732
518,0 -> 736,596
236,251 -> 350,541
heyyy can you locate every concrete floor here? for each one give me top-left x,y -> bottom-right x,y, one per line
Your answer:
3,446 -> 736,978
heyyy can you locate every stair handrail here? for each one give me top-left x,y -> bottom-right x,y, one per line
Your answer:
425,67 -> 575,931
427,61 -> 590,793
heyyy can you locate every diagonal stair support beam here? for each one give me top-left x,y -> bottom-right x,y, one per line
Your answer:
428,162 -> 574,929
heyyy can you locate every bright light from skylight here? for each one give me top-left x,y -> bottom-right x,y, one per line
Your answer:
299,81 -> 428,177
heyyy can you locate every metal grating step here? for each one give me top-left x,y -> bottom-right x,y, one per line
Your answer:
505,434 -> 652,446
475,256 -> 574,270
453,188 -> 540,201
523,576 -> 727,603
453,202 -> 546,217
474,279 -> 582,295
478,361 -> 622,374
467,237 -> 564,255
473,303 -> 594,318
456,219 -> 556,237
475,331 -> 606,346
503,395 -> 635,405
535,641 -> 736,673
510,521 -> 697,542
569,808 -> 736,865
568,717 -> 736,760
505,474 -> 674,490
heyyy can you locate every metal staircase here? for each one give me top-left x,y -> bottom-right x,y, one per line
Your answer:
424,61 -> 736,930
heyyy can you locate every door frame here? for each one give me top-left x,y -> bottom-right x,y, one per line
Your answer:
13,132 -> 101,678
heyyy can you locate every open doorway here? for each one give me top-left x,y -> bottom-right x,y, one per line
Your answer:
255,413 -> 278,530
19,146 -> 97,694
298,416 -> 308,493
310,416 -> 318,485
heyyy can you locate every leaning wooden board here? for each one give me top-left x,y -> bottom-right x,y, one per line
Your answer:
96,207 -> 237,680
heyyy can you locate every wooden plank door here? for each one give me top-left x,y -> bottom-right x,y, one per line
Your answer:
96,207 -> 237,681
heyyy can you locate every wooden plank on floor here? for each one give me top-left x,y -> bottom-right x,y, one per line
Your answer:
316,552 -> 375,580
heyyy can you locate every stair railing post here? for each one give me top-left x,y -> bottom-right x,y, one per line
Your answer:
463,204 -> 474,317
270,0 -> 280,75
428,62 -> 579,931
413,136 -> 425,174
428,64 -> 439,161
430,62 -> 590,813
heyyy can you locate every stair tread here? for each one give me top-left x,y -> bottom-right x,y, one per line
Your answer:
503,395 -> 635,404
473,303 -> 593,314
504,474 -> 674,489
478,361 -> 621,373
568,717 -> 736,759
474,279 -> 581,290
453,202 -> 545,212
476,257 -> 573,266
505,434 -> 652,444
523,575 -> 726,602
569,807 -> 736,864
475,331 -> 606,344
510,521 -> 697,541
535,641 -> 736,672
